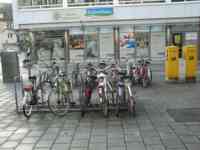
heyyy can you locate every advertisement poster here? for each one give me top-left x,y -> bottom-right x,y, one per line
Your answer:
69,29 -> 84,62
120,32 -> 136,59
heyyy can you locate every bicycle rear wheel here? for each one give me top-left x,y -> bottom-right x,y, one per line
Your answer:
48,88 -> 69,116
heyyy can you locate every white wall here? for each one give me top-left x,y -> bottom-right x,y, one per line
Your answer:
0,21 -> 18,52
12,1 -> 200,29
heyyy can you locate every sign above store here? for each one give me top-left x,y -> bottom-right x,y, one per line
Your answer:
86,7 -> 113,16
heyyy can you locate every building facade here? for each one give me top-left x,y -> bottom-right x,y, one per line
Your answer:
0,3 -> 18,52
12,0 -> 200,63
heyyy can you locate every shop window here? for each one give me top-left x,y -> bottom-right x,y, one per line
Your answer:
18,0 -> 62,6
135,26 -> 150,58
119,25 -> 136,60
8,33 -> 13,39
99,27 -> 114,60
69,28 -> 85,62
84,27 -> 99,61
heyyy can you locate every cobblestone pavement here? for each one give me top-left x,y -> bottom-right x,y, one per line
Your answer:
0,71 -> 200,150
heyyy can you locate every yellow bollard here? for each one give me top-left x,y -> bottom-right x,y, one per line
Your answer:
165,46 -> 179,80
183,45 -> 197,81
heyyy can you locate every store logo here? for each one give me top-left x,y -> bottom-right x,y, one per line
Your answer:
85,7 -> 113,16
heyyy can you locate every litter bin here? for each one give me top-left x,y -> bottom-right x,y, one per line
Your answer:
1,51 -> 20,83
183,45 -> 197,81
165,46 -> 179,80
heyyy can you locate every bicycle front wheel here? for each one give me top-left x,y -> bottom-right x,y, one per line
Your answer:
48,88 -> 69,116
22,92 -> 32,118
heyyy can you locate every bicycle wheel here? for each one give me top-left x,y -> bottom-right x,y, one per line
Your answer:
102,97 -> 109,117
37,81 -> 52,104
128,96 -> 136,117
142,78 -> 148,88
48,87 -> 69,116
115,95 -> 121,117
22,92 -> 32,118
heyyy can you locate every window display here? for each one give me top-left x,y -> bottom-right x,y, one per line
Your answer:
120,26 -> 136,60
69,28 -> 84,62
99,27 -> 114,60
84,27 -> 99,61
135,26 -> 150,58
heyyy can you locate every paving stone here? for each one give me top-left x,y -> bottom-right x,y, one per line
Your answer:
51,143 -> 70,150
89,143 -> 106,150
90,135 -> 106,143
1,141 -> 19,148
179,135 -> 200,144
35,140 -> 53,148
146,145 -> 165,150
21,137 -> 40,144
71,139 -> 88,148
70,147 -> 88,150
0,131 -> 13,137
108,146 -> 126,150
27,131 -> 44,137
9,133 -> 26,140
54,137 -> 72,144
186,144 -> 200,150
15,144 -> 34,150
143,137 -> 162,145
127,143 -> 146,150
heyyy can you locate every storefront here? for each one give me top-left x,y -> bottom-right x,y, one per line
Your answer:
19,23 -> 199,66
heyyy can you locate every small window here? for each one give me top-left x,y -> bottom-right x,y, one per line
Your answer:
8,33 -> 13,38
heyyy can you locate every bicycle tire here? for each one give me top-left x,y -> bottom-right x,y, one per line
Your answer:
103,97 -> 109,117
48,87 -> 69,116
128,97 -> 136,117
115,95 -> 120,117
22,92 -> 32,118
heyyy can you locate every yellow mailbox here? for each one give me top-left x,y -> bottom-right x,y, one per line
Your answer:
183,45 -> 197,81
165,46 -> 179,80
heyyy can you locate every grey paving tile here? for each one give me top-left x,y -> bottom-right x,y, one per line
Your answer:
15,144 -> 34,150
90,135 -> 107,143
70,147 -> 88,150
143,137 -> 162,145
35,140 -> 53,148
21,137 -> 40,144
89,143 -> 106,150
1,141 -> 19,148
186,144 -> 200,150
51,143 -> 69,150
27,131 -> 45,137
108,146 -> 126,150
9,133 -> 27,140
71,139 -> 88,148
127,143 -> 146,150
0,131 -> 13,138
146,144 -> 165,150
179,135 -> 200,144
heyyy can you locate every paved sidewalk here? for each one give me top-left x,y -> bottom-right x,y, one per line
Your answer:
0,74 -> 200,150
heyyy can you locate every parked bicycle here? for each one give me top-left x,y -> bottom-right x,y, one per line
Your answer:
115,70 -> 136,117
48,70 -> 73,116
22,70 -> 51,118
96,61 -> 114,117
128,58 -> 152,87
80,62 -> 97,116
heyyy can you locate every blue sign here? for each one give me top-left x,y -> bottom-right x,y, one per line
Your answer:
86,7 -> 113,16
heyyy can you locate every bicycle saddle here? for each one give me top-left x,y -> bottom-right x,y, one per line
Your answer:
29,76 -> 37,81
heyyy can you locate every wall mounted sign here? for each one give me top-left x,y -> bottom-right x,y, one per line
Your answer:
86,7 -> 113,16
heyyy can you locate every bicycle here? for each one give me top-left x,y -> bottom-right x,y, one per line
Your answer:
22,74 -> 51,118
80,63 -> 98,117
115,70 -> 136,117
48,71 -> 73,116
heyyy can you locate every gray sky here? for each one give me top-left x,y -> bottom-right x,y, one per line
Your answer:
0,0 -> 12,3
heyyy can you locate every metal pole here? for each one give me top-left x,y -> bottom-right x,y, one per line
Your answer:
64,29 -> 70,77
149,25 -> 151,59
